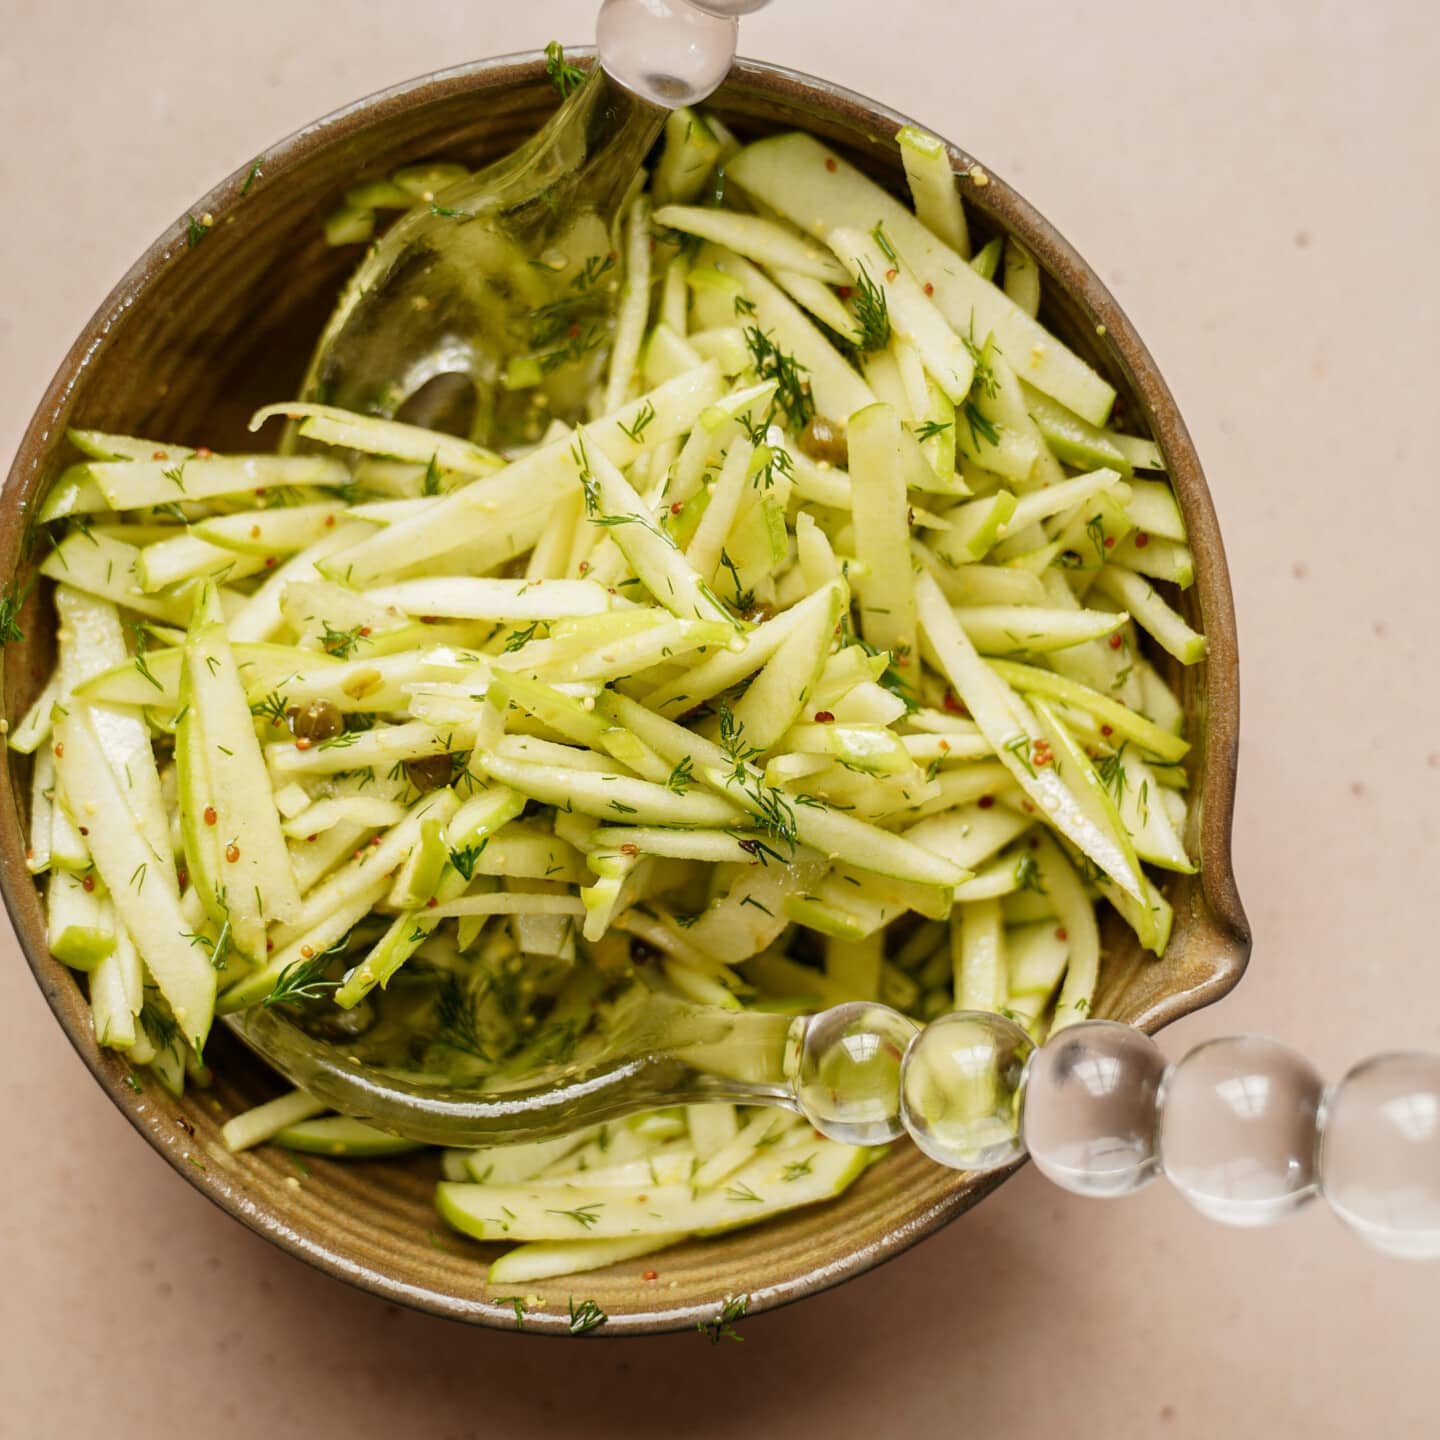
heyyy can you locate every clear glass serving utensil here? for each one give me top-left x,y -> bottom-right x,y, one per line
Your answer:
298,0 -> 764,449
231,0 -> 1438,1258
233,991 -> 1440,1259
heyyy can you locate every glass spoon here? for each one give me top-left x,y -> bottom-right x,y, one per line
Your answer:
297,0 -> 768,450
228,3 -> 1439,1259
232,991 -> 1440,1260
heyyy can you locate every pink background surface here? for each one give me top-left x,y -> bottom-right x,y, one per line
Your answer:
2,2 -> 1436,1435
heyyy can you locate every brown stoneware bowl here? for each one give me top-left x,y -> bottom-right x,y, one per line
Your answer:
0,52 -> 1249,1333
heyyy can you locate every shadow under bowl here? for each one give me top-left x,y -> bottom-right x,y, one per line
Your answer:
0,52 -> 1249,1334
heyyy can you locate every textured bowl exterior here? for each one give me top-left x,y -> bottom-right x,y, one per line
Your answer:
0,53 -> 1249,1334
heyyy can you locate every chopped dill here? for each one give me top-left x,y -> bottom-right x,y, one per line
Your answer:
546,1201 -> 604,1230
448,838 -> 489,882
240,156 -> 265,197
568,1297 -> 608,1335
422,453 -> 443,496
544,41 -> 587,99
743,326 -> 813,431
871,221 -> 897,264
618,399 -> 657,443
666,756 -> 695,794
1096,744 -> 1128,804
1014,853 -> 1047,893
697,1293 -> 749,1344
320,621 -> 366,660
0,576 -> 35,645
263,945 -> 346,1009
850,261 -> 890,351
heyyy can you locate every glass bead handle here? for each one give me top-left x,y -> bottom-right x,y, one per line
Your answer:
595,0 -> 773,108
787,1005 -> 1440,1260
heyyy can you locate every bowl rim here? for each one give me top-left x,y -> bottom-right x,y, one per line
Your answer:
0,48 -> 1250,1335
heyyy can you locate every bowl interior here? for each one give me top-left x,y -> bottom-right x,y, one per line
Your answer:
0,54 -> 1249,1333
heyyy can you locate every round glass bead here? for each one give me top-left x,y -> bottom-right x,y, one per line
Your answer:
1022,1021 -> 1166,1197
793,1002 -> 917,1145
899,1011 -> 1033,1171
596,0 -> 739,109
1321,1052 -> 1440,1259
1159,1036 -> 1324,1225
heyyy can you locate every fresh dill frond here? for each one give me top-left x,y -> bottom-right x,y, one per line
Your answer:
1003,734 -> 1037,778
139,1001 -> 179,1051
448,838 -> 489,882
618,399 -> 656,443
666,756 -> 695,794
571,252 -> 616,291
240,156 -> 265,197
751,442 -> 793,492
743,325 -> 814,431
262,944 -> 347,1010
850,262 -> 891,351
544,41 -> 588,99
503,620 -> 542,653
716,702 -> 798,847
316,728 -> 362,752
961,398 -> 1001,449
0,576 -> 35,645
183,908 -> 232,973
249,690 -> 289,726
568,1296 -> 608,1335
961,314 -> 999,397
870,221 -> 898,265
1096,743 -> 1129,804
573,435 -> 599,515
717,702 -> 762,772
432,972 -> 490,1059
1085,512 -> 1109,561
546,1201 -> 604,1230
422,453 -> 443,496
320,620 -> 366,660
1014,852 -> 1047,893
718,549 -> 754,611
697,1292 -> 749,1344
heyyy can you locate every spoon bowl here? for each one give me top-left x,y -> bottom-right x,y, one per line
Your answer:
301,64 -> 665,449
229,982 -> 802,1147
0,51 -> 1248,1332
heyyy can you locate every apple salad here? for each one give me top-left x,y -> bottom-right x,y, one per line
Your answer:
14,103 -> 1202,1285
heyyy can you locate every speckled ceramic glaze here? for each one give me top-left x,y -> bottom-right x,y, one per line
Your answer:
0,52 -> 1249,1334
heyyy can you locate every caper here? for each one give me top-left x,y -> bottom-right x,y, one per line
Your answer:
405,753 -> 455,792
289,698 -> 343,742
798,415 -> 848,467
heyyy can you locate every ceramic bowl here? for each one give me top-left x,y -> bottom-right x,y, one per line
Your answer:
0,52 -> 1249,1333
